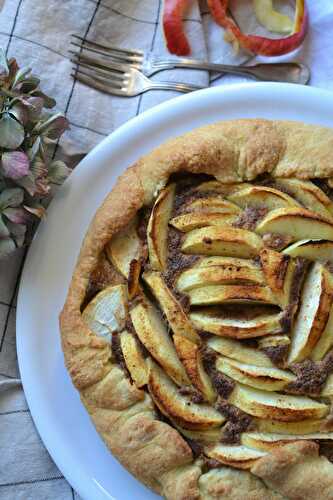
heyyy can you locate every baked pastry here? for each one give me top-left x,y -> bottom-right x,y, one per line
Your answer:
60,119 -> 333,499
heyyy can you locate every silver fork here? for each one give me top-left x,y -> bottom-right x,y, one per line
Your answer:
71,34 -> 311,85
71,59 -> 204,96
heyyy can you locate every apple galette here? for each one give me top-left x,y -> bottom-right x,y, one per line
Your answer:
60,120 -> 333,499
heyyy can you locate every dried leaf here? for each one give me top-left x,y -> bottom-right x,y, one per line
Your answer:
9,103 -> 28,125
12,66 -> 32,88
3,207 -> 30,224
36,113 -> 69,139
2,151 -> 30,179
0,113 -> 25,149
15,173 -> 36,196
0,237 -> 16,258
24,96 -> 44,121
24,204 -> 46,219
31,90 -> 56,109
47,160 -> 71,184
0,188 -> 24,209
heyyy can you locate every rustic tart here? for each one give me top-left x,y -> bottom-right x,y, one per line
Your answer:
60,119 -> 333,499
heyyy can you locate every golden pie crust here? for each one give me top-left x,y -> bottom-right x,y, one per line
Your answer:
60,120 -> 333,499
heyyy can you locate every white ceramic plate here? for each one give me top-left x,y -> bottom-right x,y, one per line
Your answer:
17,83 -> 333,500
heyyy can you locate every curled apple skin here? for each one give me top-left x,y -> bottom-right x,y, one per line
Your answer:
163,0 -> 192,56
207,0 -> 308,56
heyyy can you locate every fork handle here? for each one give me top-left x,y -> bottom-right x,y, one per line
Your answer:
149,81 -> 203,93
153,58 -> 257,77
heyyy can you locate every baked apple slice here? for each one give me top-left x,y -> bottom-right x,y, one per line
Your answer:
176,263 -> 264,292
311,303 -> 333,361
142,270 -> 199,342
228,185 -> 298,210
188,284 -> 277,307
288,263 -> 333,363
182,227 -> 263,258
147,184 -> 175,271
120,330 -> 148,388
82,284 -> 128,341
185,196 -> 240,214
229,384 -> 328,421
321,373 -> 333,397
204,444 -> 266,469
105,217 -> 142,277
190,308 -> 284,339
130,298 -> 189,385
216,357 -> 295,392
260,248 -> 298,307
169,212 -> 237,232
256,207 -> 333,241
173,334 -> 216,403
175,425 -> 222,443
195,256 -> 259,270
193,181 -> 250,195
242,432 -> 333,452
276,179 -> 333,219
147,359 -> 224,430
258,334 -> 290,349
255,418 -> 325,435
283,239 -> 333,262
207,337 -> 274,368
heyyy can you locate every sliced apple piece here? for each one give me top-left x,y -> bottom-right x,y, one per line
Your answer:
229,384 -> 328,422
82,284 -> 128,342
205,444 -> 266,470
276,178 -> 333,219
193,181 -> 250,195
256,207 -> 333,242
142,270 -> 199,342
147,359 -> 224,430
169,212 -> 237,232
195,256 -> 259,270
185,196 -> 241,214
190,308 -> 284,339
321,373 -> 333,397
283,239 -> 333,262
258,335 -> 290,349
130,298 -> 189,385
216,357 -> 295,392
173,334 -> 216,403
147,184 -> 175,271
256,418 -> 326,435
175,425 -> 222,443
105,217 -> 142,277
176,264 -> 264,293
188,284 -> 277,307
127,259 -> 141,299
182,227 -> 263,258
312,302 -> 333,361
208,337 -> 274,368
288,263 -> 333,363
242,432 -> 333,452
228,185 -> 299,210
260,248 -> 298,308
120,330 -> 148,388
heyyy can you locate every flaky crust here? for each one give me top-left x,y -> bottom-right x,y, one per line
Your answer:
60,119 -> 333,498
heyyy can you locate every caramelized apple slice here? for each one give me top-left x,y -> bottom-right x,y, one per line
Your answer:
229,384 -> 328,422
147,359 -> 224,430
216,357 -> 295,392
106,217 -> 142,277
130,298 -> 189,385
321,373 -> 333,397
190,308 -> 284,339
176,264 -> 264,292
258,335 -> 290,349
193,181 -> 250,195
147,184 -> 175,271
276,179 -> 333,219
142,270 -> 199,342
288,263 -> 333,363
185,196 -> 241,214
256,418 -> 326,435
283,239 -> 333,262
205,444 -> 266,470
311,303 -> 333,361
228,185 -> 298,210
208,337 -> 274,368
256,207 -> 333,242
82,284 -> 127,342
242,432 -> 333,452
169,212 -> 237,232
195,256 -> 259,270
182,227 -> 263,258
175,425 -> 222,443
120,330 -> 148,388
127,259 -> 141,299
260,248 -> 298,307
173,335 -> 216,403
188,285 -> 277,307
